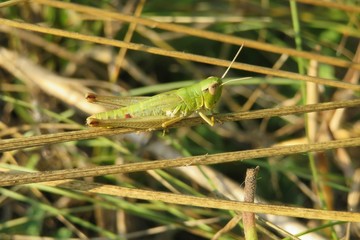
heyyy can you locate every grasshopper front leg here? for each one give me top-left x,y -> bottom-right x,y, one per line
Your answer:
198,110 -> 215,126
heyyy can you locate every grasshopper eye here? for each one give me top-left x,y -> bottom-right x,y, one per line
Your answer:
202,83 -> 219,95
208,83 -> 218,95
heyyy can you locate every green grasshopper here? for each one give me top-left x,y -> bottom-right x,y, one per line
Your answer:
86,46 -> 243,129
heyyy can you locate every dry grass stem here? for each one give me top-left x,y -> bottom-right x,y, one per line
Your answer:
0,18 -> 359,91
1,137 -> 360,187
1,98 -> 359,152
39,179 -> 360,222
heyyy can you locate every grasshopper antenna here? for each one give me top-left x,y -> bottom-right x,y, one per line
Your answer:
221,76 -> 252,86
221,44 -> 244,79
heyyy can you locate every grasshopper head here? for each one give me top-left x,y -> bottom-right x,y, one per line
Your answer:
200,76 -> 223,110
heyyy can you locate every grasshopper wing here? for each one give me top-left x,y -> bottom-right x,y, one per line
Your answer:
86,93 -> 149,108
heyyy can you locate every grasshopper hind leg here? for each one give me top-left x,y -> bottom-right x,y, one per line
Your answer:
160,116 -> 185,136
86,115 -> 184,129
161,116 -> 185,128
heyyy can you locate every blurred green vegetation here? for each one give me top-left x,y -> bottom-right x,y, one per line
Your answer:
0,0 -> 359,239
